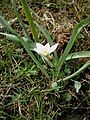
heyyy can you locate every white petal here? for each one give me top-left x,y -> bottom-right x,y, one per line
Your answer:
49,43 -> 58,54
45,43 -> 50,52
36,43 -> 44,50
40,43 -> 50,56
34,43 -> 44,54
33,48 -> 40,54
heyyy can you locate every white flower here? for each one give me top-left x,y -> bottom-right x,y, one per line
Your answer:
33,43 -> 58,56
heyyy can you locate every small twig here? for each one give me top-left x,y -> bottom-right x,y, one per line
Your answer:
18,101 -> 22,116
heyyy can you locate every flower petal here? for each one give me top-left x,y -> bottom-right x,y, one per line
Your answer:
45,43 -> 50,51
34,43 -> 44,54
49,43 -> 58,54
36,43 -> 44,49
33,48 -> 40,54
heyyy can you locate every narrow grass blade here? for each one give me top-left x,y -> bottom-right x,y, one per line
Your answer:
0,16 -> 25,45
21,0 -> 38,42
56,16 -> 90,79
0,17 -> 17,29
0,32 -> 35,49
65,51 -> 90,61
57,60 -> 90,82
0,16 -> 18,35
11,0 -> 30,39
0,32 -> 20,43
35,22 -> 53,44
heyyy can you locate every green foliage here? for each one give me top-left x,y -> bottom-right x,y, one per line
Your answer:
21,0 -> 38,42
0,17 -> 49,79
62,92 -> 72,102
0,4 -> 90,82
65,51 -> 90,61
57,60 -> 90,82
0,0 -> 90,119
0,0 -> 90,87
56,16 -> 90,79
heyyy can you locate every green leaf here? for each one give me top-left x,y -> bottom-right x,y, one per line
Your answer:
57,60 -> 90,82
11,0 -> 30,39
21,0 -> 38,42
65,51 -> 90,61
74,81 -> 81,93
35,22 -> 53,45
0,16 -> 25,46
56,16 -> 90,79
0,32 -> 20,43
77,33 -> 85,39
0,32 -> 35,49
0,16 -> 18,36
62,92 -> 72,101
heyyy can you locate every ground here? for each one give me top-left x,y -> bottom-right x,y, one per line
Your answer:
0,0 -> 90,120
